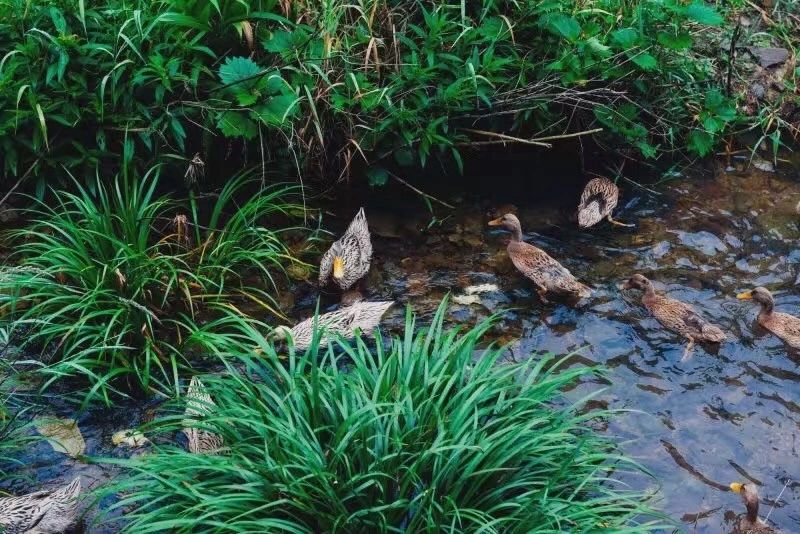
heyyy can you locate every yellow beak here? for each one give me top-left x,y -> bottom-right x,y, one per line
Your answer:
736,291 -> 753,300
730,482 -> 744,493
332,256 -> 345,279
488,217 -> 503,226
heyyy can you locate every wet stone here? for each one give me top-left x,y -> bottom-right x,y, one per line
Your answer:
748,47 -> 790,68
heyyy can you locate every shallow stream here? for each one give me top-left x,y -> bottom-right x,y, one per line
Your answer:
2,154 -> 800,532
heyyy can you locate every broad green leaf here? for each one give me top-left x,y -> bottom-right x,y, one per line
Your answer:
546,14 -> 581,42
586,37 -> 612,57
366,166 -> 388,187
263,30 -> 294,53
657,32 -> 693,50
612,28 -> 639,48
685,3 -> 723,26
687,129 -> 713,156
219,56 -> 261,87
631,53 -> 657,70
216,111 -> 258,139
253,95 -> 297,126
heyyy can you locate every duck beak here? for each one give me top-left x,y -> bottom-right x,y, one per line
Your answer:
619,281 -> 632,290
332,256 -> 345,279
736,291 -> 753,300
729,482 -> 744,493
488,217 -> 503,226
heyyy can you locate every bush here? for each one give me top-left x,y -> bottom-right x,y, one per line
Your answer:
0,167 -> 304,404
0,0 -> 738,187
102,301 -> 668,532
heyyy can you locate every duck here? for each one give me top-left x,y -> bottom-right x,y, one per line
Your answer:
577,177 -> 634,229
488,213 -> 591,302
622,274 -> 726,358
736,287 -> 800,348
0,477 -> 81,533
729,482 -> 777,533
272,300 -> 393,350
319,208 -> 372,292
182,376 -> 223,455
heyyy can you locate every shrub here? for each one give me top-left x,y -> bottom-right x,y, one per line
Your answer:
0,167 -> 303,404
102,301 -> 669,532
0,0 -> 738,188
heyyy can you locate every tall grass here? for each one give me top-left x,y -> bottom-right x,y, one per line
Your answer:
0,167 -> 303,404
101,301 -> 669,532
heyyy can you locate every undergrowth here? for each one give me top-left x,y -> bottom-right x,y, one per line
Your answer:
0,167 -> 305,405
99,301 -> 670,532
0,0 -> 775,188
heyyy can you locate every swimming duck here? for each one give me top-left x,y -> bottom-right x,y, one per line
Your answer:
729,482 -> 777,533
182,376 -> 223,455
273,300 -> 393,350
622,274 -> 726,358
0,477 -> 81,533
737,287 -> 800,348
319,208 -> 373,291
577,177 -> 634,229
488,213 -> 591,302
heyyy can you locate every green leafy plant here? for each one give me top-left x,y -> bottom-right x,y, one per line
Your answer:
101,300 -> 669,532
0,167 -> 303,404
0,0 -> 748,189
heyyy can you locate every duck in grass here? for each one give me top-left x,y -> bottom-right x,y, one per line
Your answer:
621,274 -> 726,359
0,477 -> 81,534
488,213 -> 591,302
182,376 -> 223,455
737,287 -> 800,349
577,177 -> 634,229
273,300 -> 393,350
319,207 -> 373,292
729,482 -> 778,533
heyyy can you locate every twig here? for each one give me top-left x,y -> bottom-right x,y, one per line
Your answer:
388,171 -> 455,209
528,127 -> 603,142
763,479 -> 791,523
727,21 -> 741,97
0,159 -> 39,208
459,128 -> 552,148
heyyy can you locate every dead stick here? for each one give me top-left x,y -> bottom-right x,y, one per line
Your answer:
529,127 -> 603,142
0,159 -> 39,208
388,172 -> 455,209
459,128 -> 552,148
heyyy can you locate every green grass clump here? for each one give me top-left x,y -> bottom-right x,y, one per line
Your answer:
104,301 -> 668,532
0,168 -> 303,404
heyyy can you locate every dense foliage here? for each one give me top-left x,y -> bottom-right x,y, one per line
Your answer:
0,168 -> 304,404
102,302 -> 669,532
0,0 -> 745,189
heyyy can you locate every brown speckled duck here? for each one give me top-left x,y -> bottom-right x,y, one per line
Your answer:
182,376 -> 223,455
488,213 -> 591,302
0,477 -> 81,533
729,482 -> 778,533
622,274 -> 726,358
737,287 -> 800,349
577,177 -> 634,229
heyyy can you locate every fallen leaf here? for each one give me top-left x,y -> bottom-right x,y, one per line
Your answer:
34,416 -> 86,458
112,429 -> 150,448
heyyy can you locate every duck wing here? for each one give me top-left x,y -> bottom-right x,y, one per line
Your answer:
650,297 -> 724,341
765,312 -> 800,348
508,241 -> 587,295
578,178 -> 618,228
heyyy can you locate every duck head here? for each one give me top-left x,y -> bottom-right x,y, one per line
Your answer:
730,482 -> 760,525
621,273 -> 653,291
330,242 -> 345,280
737,286 -> 774,313
488,213 -> 523,241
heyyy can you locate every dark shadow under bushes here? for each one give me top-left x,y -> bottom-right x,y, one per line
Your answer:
98,301 -> 672,532
0,166 -> 310,405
